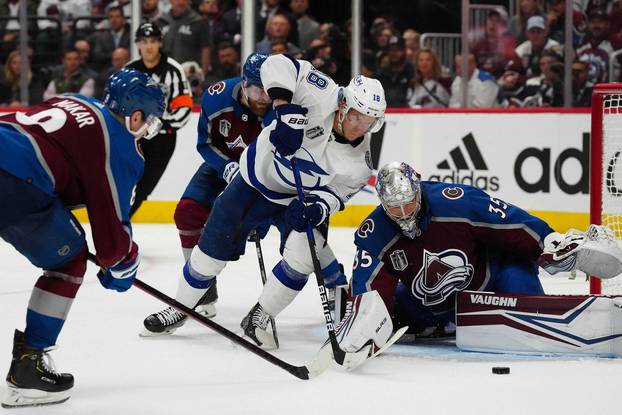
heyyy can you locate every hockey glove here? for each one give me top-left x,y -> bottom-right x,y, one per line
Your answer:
269,104 -> 308,156
97,242 -> 140,292
285,195 -> 328,232
222,161 -> 240,184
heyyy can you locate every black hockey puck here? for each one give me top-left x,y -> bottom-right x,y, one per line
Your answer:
492,367 -> 510,375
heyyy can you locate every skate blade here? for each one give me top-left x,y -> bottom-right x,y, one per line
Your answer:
240,328 -> 278,350
139,326 -> 179,337
2,385 -> 71,408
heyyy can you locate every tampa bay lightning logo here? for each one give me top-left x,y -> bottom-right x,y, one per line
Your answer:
412,249 -> 474,306
272,148 -> 328,188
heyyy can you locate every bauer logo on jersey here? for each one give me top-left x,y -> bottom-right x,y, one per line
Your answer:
390,249 -> 408,271
412,249 -> 474,306
219,119 -> 231,137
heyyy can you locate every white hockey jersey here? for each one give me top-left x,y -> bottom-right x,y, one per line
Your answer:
239,54 -> 372,215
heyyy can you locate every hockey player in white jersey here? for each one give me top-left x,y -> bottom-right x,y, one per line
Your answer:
142,53 -> 386,349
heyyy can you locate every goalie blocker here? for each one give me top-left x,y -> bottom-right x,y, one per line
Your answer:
456,290 -> 622,357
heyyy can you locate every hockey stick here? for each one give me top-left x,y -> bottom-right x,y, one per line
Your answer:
290,157 -> 355,366
87,253 -> 328,380
251,230 -> 280,348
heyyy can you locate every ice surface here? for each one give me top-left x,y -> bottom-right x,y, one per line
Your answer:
1,225 -> 621,415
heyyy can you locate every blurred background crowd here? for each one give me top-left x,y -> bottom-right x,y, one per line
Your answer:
0,0 -> 620,109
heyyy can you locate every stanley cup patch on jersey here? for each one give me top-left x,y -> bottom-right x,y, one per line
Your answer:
390,250 -> 408,271
219,119 -> 231,137
412,248 -> 474,306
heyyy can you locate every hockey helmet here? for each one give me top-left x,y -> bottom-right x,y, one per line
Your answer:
338,75 -> 386,133
135,22 -> 162,41
103,68 -> 166,139
242,53 -> 268,88
376,161 -> 423,239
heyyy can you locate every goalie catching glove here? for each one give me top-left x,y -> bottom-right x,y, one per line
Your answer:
538,224 -> 622,279
325,290 -> 393,370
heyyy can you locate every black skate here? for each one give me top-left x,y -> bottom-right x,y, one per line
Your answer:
240,303 -> 277,350
2,330 -> 73,408
141,307 -> 188,337
194,281 -> 218,318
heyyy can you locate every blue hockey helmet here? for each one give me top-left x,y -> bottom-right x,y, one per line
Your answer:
103,68 -> 166,139
242,53 -> 268,87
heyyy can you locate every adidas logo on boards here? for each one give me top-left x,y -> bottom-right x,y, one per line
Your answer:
429,133 -> 500,191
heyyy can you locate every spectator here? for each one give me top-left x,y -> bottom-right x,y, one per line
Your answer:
523,50 -> 564,107
0,50 -> 45,106
304,38 -> 338,76
255,13 -> 300,55
572,59 -> 594,106
498,59 -> 532,107
94,47 -> 130,98
375,36 -> 414,107
73,39 -> 98,79
156,0 -> 209,65
576,8 -> 615,83
271,39 -> 289,54
471,9 -> 520,78
199,0 -> 226,75
204,41 -> 240,85
368,25 -> 394,55
547,0 -> 588,46
182,61 -> 204,105
142,0 -> 164,22
43,49 -> 95,100
37,0 -> 91,32
257,0 -> 298,46
408,47 -> 450,108
0,0 -> 37,34
515,16 -> 561,78
220,0 -> 244,47
508,0 -> 544,43
402,28 -> 421,67
88,5 -> 131,71
450,53 -> 501,108
289,0 -> 320,51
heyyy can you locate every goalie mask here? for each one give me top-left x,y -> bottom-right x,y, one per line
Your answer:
376,162 -> 422,239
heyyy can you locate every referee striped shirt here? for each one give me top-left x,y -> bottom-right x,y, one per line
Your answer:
126,53 -> 193,131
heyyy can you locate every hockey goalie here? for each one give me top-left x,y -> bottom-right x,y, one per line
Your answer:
332,161 -> 622,369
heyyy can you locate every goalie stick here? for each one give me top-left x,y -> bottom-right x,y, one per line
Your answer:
290,158 -> 369,366
251,230 -> 279,348
87,253 -> 328,380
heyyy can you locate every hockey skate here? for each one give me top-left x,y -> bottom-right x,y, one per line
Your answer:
2,330 -> 74,409
141,282 -> 218,337
240,303 -> 277,350
141,306 -> 188,336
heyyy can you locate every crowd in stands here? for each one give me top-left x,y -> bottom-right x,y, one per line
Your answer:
1,0 -> 622,108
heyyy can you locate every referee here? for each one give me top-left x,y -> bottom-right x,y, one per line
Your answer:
126,22 -> 193,218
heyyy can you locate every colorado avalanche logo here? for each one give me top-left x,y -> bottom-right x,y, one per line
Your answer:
357,219 -> 374,238
272,148 -> 328,188
442,187 -> 464,200
207,81 -> 226,95
412,249 -> 474,306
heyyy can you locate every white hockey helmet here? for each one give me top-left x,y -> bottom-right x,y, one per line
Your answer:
339,75 -> 386,133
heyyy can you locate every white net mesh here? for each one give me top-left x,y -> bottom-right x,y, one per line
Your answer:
599,93 -> 622,293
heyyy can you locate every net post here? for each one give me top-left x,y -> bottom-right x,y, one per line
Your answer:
590,86 -> 604,294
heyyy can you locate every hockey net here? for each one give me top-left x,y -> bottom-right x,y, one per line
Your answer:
591,84 -> 622,294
